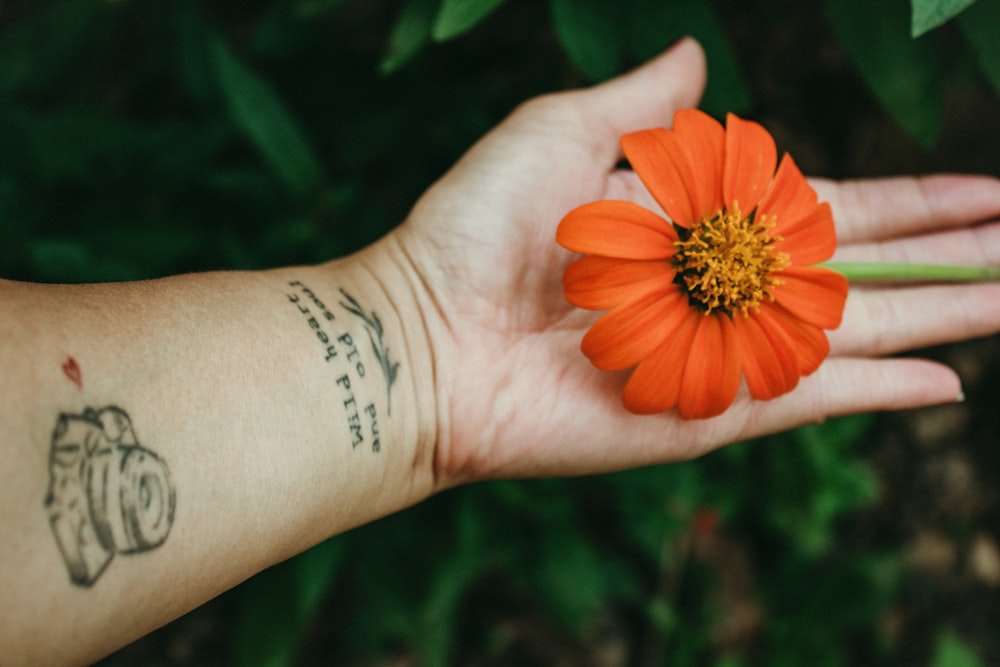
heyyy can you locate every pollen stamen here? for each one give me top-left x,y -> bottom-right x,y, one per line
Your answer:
673,203 -> 789,316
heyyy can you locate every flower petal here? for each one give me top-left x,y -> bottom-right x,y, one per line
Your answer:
557,200 -> 677,259
723,113 -> 777,214
677,314 -> 742,419
622,128 -> 700,227
582,285 -> 688,371
772,266 -> 848,330
622,310 -> 701,414
775,203 -> 837,265
673,109 -> 725,217
563,256 -> 676,311
764,304 -> 831,375
757,154 -> 818,232
733,312 -> 801,400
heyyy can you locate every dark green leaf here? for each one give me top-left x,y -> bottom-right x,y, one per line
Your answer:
2,103 -> 229,188
931,630 -> 986,667
911,0 -> 979,36
431,0 -> 505,41
87,220 -> 204,278
626,0 -> 750,116
742,416 -> 878,556
0,0 -> 113,97
7,106 -> 137,184
380,0 -> 440,74
174,1 -> 217,105
233,539 -> 345,667
29,240 -> 94,283
827,0 -> 945,147
551,0 -> 623,82
958,0 -> 1000,95
761,554 -> 902,665
534,524 -> 636,632
293,538 -> 346,618
210,36 -> 324,199
294,0 -> 351,18
414,499 -> 487,667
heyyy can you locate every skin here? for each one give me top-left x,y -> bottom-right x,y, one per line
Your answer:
1,37 -> 999,665
400,38 -> 1000,481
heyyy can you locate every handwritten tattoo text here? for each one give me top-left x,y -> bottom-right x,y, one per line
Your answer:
286,280 -> 395,453
338,288 -> 400,415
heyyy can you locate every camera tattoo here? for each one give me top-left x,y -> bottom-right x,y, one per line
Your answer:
44,406 -> 176,587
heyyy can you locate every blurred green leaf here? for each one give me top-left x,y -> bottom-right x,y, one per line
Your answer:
550,0 -> 750,115
0,177 -> 23,268
827,0 -> 945,147
248,4 -> 312,59
646,597 -> 678,635
958,0 -> 1000,96
1,103 -> 230,194
491,479 -> 641,635
380,0 -> 440,74
751,416 -> 877,555
0,0 -> 112,97
174,1 -> 217,105
626,0 -> 750,117
607,463 -> 701,561
293,538 -> 345,617
90,221 -> 204,278
931,630 -> 986,667
551,0 -> 623,82
3,106 -> 127,184
233,538 -> 345,667
432,0 -> 505,41
210,36 -> 324,199
295,0 -> 351,18
762,553 -> 901,666
911,0 -> 978,36
414,498 -> 488,667
28,240 -> 94,282
534,521 -> 636,632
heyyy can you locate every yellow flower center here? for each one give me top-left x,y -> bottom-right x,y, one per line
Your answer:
673,204 -> 790,317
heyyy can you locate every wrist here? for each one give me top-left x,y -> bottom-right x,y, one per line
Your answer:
313,235 -> 442,505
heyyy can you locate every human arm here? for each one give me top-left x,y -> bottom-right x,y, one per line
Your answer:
2,36 -> 1000,665
0,250 -> 438,665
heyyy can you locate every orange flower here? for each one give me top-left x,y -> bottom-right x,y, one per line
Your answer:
556,109 -> 848,419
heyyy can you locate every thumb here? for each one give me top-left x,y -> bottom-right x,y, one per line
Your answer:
575,37 -> 708,143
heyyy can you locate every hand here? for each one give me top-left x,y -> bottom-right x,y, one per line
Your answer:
390,38 -> 1000,486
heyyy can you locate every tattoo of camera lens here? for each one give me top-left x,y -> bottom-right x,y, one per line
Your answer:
44,406 -> 176,587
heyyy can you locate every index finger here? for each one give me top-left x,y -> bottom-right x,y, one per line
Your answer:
813,174 -> 1000,244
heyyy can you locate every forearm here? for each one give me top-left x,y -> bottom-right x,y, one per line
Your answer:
0,239 -> 437,665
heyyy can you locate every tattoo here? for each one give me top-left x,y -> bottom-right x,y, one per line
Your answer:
44,406 -> 175,587
61,355 -> 82,389
285,280 -> 393,453
338,288 -> 400,415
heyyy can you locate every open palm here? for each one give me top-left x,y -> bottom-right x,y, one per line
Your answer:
391,38 -> 1000,488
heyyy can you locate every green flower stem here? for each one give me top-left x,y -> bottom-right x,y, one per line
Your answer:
822,262 -> 1000,283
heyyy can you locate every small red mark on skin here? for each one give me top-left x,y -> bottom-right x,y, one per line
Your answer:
62,356 -> 82,389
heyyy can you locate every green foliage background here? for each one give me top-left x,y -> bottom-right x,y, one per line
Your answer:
2,0 -> 997,665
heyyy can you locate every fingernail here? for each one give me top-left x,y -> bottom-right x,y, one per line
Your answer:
956,390 -> 966,403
